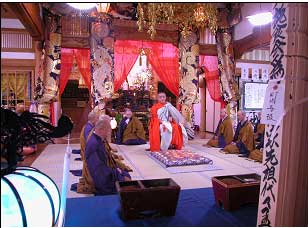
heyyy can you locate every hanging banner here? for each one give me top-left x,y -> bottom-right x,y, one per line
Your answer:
257,3 -> 288,227
262,68 -> 269,82
241,67 -> 249,80
261,80 -> 285,125
252,67 -> 259,81
90,20 -> 115,107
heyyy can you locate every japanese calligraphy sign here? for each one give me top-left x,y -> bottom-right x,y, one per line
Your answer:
241,67 -> 249,80
269,3 -> 288,80
261,81 -> 285,125
262,68 -> 269,82
257,3 -> 288,227
257,124 -> 283,227
252,67 -> 260,81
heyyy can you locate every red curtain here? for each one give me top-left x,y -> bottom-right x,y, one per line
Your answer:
60,48 -> 91,95
199,55 -> 225,106
74,49 -> 92,92
59,48 -> 74,95
144,41 -> 179,96
114,40 -> 180,96
114,40 -> 140,92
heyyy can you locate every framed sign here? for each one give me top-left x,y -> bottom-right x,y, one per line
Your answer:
243,81 -> 268,110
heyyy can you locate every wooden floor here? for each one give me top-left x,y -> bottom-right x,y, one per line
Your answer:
18,144 -> 47,167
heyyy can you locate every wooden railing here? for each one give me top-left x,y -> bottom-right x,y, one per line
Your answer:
61,15 -> 90,38
1,29 -> 33,52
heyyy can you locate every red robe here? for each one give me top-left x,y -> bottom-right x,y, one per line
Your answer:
149,103 -> 183,152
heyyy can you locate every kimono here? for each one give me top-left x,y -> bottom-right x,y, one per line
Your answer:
149,102 -> 188,152
207,116 -> 234,148
116,116 -> 146,145
85,133 -> 131,195
223,120 -> 255,155
77,122 -> 95,194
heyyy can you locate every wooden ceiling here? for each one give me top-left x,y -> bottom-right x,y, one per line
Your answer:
1,3 -> 18,19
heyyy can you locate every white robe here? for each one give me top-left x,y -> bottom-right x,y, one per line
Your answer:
157,103 -> 188,151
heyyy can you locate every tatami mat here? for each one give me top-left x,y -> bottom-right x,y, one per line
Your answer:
31,139 -> 263,198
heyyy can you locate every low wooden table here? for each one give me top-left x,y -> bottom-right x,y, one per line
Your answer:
116,178 -> 181,220
212,173 -> 261,211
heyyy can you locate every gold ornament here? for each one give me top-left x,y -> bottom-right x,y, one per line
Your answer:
136,3 -> 218,40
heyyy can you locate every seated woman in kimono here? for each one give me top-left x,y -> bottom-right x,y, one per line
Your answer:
116,108 -> 146,145
85,118 -> 131,195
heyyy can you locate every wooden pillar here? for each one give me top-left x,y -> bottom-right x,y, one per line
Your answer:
90,19 -> 115,110
216,29 -> 240,126
179,31 -> 200,124
257,3 -> 308,226
199,77 -> 207,137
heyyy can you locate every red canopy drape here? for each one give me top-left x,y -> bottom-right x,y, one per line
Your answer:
114,40 -> 180,96
74,49 -> 91,92
59,48 -> 74,95
144,41 -> 179,96
59,48 -> 91,95
199,55 -> 225,106
114,40 -> 140,92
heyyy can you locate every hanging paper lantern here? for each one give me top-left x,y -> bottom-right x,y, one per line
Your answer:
1,166 -> 60,227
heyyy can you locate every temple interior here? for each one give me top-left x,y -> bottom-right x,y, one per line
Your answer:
1,2 -> 308,227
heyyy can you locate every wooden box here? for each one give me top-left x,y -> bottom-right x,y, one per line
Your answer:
116,178 -> 181,220
212,173 -> 261,211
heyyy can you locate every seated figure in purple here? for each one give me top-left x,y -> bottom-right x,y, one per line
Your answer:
116,108 -> 147,145
85,118 -> 131,195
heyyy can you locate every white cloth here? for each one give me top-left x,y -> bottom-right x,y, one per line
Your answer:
157,103 -> 188,151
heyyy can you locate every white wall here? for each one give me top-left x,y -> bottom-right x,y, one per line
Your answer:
193,88 -> 201,127
1,52 -> 35,59
1,18 -> 25,29
205,88 -> 221,133
1,19 -> 34,60
234,3 -> 272,41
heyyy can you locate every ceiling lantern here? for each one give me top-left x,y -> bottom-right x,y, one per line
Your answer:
67,3 -> 97,10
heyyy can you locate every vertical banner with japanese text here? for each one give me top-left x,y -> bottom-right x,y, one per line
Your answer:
257,3 -> 288,226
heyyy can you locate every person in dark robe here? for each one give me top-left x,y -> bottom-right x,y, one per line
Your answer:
223,110 -> 255,157
86,118 -> 131,195
116,108 -> 146,145
249,112 -> 265,162
204,108 -> 234,148
77,111 -> 99,194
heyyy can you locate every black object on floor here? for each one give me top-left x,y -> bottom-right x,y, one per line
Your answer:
72,149 -> 81,154
70,169 -> 82,176
75,157 -> 82,161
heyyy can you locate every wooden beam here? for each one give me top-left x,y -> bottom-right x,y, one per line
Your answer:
6,3 -> 44,41
113,19 -> 178,31
233,24 -> 271,59
61,37 -> 90,49
1,58 -> 35,70
114,25 -> 179,46
1,48 -> 34,53
199,44 -> 217,56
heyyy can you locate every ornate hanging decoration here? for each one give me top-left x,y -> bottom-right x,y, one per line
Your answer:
34,9 -> 62,104
90,17 -> 115,108
136,3 -> 218,39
